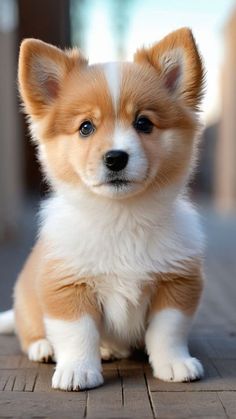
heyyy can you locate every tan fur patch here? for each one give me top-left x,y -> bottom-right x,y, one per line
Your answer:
18,39 -> 88,118
149,260 -> 204,317
14,240 -> 101,351
14,241 -> 45,351
39,258 -> 101,323
134,27 -> 204,111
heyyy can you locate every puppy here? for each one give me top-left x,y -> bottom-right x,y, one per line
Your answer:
0,28 -> 205,390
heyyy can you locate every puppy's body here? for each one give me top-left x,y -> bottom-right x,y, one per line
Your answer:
0,28 -> 205,390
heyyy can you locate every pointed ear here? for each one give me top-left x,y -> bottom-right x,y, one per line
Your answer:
134,28 -> 204,110
18,39 -> 87,117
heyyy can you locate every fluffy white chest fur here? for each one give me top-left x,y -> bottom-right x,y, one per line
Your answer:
40,186 -> 203,344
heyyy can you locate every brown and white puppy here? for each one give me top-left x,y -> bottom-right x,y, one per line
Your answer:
0,28 -> 205,390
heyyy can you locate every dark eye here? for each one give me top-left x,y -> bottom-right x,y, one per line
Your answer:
134,116 -> 153,134
79,120 -> 95,137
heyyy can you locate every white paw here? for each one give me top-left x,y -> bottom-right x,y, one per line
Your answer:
153,357 -> 204,382
28,339 -> 54,363
100,346 -> 130,361
52,361 -> 104,391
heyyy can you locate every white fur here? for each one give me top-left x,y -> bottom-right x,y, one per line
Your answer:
145,308 -> 204,382
40,189 -> 203,278
44,315 -> 103,390
99,280 -> 150,345
28,338 -> 54,362
0,309 -> 15,334
103,62 -> 121,113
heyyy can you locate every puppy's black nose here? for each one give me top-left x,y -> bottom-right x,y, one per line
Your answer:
103,150 -> 129,172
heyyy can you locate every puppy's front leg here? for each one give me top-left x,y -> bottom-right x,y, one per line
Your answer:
45,315 -> 103,391
146,264 -> 204,382
41,264 -> 103,391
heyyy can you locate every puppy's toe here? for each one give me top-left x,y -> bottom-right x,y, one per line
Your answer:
100,346 -> 130,361
154,357 -> 204,382
52,361 -> 104,391
28,339 -> 54,363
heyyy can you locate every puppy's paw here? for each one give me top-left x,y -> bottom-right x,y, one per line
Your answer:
28,339 -> 54,363
153,357 -> 204,382
52,361 -> 104,391
100,346 -> 130,361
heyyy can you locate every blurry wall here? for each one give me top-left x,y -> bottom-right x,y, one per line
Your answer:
0,0 -> 72,240
18,0 -> 71,194
215,8 -> 236,212
0,0 -> 22,240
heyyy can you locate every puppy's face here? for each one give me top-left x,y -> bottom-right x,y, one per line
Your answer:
19,29 -> 204,199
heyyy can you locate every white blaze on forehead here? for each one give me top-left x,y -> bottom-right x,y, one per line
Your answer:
103,63 -> 121,114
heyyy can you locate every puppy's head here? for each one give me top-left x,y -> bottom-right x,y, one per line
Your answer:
18,28 -> 204,199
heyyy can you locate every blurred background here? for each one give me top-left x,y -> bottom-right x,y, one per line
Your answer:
0,0 -> 236,334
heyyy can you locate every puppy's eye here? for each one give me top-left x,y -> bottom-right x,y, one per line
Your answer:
79,120 -> 95,137
134,116 -> 153,134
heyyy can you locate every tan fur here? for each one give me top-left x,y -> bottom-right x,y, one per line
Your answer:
19,39 -> 87,118
150,261 -> 204,317
134,27 -> 204,110
14,241 -> 45,351
39,260 -> 101,323
14,239 -> 100,352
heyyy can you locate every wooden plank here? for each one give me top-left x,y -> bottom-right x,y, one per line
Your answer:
0,369 -> 37,392
87,369 -> 123,418
151,392 -> 227,418
13,370 -> 37,392
218,391 -> 236,417
211,359 -> 236,390
3,373 -> 15,391
189,337 -> 219,360
33,363 -> 54,393
0,355 -> 22,369
121,368 -> 154,419
0,392 -> 86,418
206,336 -> 236,359
118,358 -> 145,371
0,371 -> 12,391
19,355 -> 42,369
0,336 -> 21,356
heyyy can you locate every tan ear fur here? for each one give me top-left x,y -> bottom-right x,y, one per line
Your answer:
18,39 -> 88,118
134,28 -> 204,110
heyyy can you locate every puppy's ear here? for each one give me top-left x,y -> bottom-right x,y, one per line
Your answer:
134,28 -> 204,110
18,39 -> 87,118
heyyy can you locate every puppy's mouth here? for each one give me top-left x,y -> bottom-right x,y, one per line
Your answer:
93,177 -> 143,189
107,179 -> 130,187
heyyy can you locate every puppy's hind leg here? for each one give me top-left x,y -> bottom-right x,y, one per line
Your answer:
14,243 -> 54,363
14,280 -> 54,363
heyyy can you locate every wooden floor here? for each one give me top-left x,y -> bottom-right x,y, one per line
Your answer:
0,203 -> 236,418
